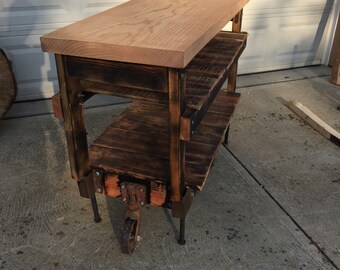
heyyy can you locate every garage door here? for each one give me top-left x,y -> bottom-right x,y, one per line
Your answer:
239,0 -> 334,74
0,0 -> 335,101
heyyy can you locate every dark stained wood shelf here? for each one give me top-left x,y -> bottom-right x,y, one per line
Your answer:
186,31 -> 247,110
89,91 -> 240,190
79,31 -> 247,111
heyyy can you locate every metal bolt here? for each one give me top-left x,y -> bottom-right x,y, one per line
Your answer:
121,184 -> 125,189
96,188 -> 101,193
95,171 -> 100,176
122,197 -> 127,202
140,201 -> 144,206
139,188 -> 144,192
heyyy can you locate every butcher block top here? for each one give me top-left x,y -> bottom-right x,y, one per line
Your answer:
41,0 -> 248,68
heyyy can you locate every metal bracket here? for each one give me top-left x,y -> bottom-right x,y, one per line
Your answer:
121,182 -> 147,213
93,169 -> 104,194
120,182 -> 147,254
172,188 -> 194,219
77,171 -> 95,198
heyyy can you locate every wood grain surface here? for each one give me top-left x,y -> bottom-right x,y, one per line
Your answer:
40,0 -> 248,67
0,49 -> 17,118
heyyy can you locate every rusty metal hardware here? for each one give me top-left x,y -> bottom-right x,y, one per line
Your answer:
120,182 -> 146,254
172,188 -> 194,219
93,169 -> 104,194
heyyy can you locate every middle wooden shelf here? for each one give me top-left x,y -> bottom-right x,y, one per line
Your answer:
89,91 -> 240,191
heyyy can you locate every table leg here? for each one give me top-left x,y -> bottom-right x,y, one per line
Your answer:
225,9 -> 243,143
55,54 -> 100,221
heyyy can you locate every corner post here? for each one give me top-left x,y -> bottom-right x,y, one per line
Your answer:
227,9 -> 243,93
225,9 -> 243,145
55,54 -> 100,221
168,68 -> 186,203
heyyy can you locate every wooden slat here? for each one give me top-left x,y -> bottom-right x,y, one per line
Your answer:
288,100 -> 340,147
81,80 -> 168,104
67,56 -> 168,92
113,116 -> 168,136
90,145 -> 169,181
93,127 -> 169,159
41,0 -> 249,68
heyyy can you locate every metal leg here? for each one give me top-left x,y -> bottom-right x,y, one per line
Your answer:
90,195 -> 102,223
178,218 -> 186,245
224,125 -> 230,145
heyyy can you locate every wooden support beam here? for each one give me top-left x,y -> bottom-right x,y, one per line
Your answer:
288,100 -> 340,147
232,9 -> 243,32
55,54 -> 94,197
51,91 -> 95,119
227,9 -> 243,93
168,68 -> 186,203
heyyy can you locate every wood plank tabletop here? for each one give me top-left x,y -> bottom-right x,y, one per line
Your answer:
40,0 -> 248,68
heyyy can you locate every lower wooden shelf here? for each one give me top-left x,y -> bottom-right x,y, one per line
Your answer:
89,91 -> 240,190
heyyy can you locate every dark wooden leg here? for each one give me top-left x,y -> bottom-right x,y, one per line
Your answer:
56,55 -> 92,189
232,9 -> 243,33
168,68 -> 186,203
90,195 -> 102,223
178,218 -> 186,245
227,9 -> 243,94
56,55 -> 97,225
168,69 -> 189,244
225,9 -> 243,142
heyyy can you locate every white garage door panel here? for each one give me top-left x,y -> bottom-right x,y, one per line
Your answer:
0,0 -> 335,101
0,1 -> 72,25
81,0 -> 124,14
0,0 -> 126,101
238,0 -> 333,74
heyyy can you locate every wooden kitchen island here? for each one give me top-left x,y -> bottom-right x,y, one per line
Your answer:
41,0 -> 249,254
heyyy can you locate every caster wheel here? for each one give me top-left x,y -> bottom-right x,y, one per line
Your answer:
121,218 -> 138,254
